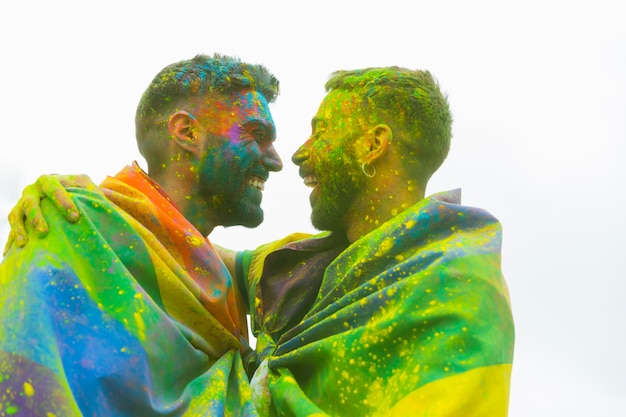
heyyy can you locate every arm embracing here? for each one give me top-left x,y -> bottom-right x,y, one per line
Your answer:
4,174 -> 99,254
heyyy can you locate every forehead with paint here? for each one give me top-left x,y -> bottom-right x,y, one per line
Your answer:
308,89 -> 372,153
191,90 -> 276,144
314,89 -> 365,130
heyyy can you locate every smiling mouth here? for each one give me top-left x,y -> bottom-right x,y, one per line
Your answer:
303,175 -> 318,188
248,176 -> 266,191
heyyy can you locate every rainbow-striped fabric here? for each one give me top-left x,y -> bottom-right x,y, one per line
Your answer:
241,189 -> 515,416
0,164 -> 254,416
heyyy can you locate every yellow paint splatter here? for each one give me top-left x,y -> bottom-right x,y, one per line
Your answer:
186,235 -> 204,246
374,237 -> 394,257
23,381 -> 35,397
134,312 -> 146,341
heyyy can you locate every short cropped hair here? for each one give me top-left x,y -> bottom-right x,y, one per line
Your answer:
325,67 -> 452,180
135,53 -> 279,144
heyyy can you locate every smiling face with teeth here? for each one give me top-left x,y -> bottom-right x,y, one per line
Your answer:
292,89 -> 368,233
194,90 -> 282,228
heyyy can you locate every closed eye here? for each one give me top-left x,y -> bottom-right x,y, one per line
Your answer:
311,127 -> 326,141
252,129 -> 266,142
310,117 -> 327,140
243,121 -> 274,144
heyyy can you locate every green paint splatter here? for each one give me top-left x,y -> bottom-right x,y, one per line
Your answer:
6,404 -> 20,414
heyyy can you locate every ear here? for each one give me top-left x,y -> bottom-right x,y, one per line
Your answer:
168,111 -> 203,156
365,124 -> 392,163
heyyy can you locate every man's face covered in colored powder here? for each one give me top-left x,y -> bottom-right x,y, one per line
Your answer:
196,90 -> 281,227
292,90 -> 367,232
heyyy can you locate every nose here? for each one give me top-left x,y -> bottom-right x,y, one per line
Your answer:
262,143 -> 283,172
291,141 -> 310,167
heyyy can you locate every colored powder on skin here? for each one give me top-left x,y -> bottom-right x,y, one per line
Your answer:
23,382 -> 35,397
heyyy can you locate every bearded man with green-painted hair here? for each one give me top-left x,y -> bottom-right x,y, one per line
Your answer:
5,66 -> 514,416
232,67 -> 514,416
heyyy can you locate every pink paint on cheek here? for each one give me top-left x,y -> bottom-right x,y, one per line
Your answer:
224,123 -> 241,143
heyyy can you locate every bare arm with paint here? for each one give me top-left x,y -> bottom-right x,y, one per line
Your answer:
213,244 -> 237,280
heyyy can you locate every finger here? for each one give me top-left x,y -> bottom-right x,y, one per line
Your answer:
59,174 -> 103,196
6,195 -> 39,249
3,230 -> 15,256
38,175 -> 80,222
15,183 -> 50,237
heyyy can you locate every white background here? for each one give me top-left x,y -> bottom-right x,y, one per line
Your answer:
1,1 -> 624,415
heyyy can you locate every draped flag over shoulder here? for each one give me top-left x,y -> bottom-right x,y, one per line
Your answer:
0,163 -> 256,417
240,190 -> 514,417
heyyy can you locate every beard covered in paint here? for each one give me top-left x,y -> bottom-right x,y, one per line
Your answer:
295,89 -> 371,233
309,139 -> 366,232
198,134 -> 266,228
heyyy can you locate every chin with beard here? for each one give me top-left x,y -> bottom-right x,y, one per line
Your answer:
310,161 -> 365,233
198,148 -> 265,229
216,194 -> 264,228
200,175 -> 265,228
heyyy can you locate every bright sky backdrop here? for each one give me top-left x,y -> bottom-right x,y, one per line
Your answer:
1,1 -> 624,415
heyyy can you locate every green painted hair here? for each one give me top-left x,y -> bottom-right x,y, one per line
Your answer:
135,53 -> 279,147
325,67 -> 452,180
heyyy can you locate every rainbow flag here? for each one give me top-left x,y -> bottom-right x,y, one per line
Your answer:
0,164 -> 254,416
241,190 -> 515,416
